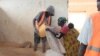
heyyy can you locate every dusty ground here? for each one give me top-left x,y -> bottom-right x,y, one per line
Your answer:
0,48 -> 45,56
0,42 -> 44,56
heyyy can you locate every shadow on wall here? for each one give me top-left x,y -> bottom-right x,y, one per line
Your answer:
0,8 -> 13,42
0,8 -> 32,44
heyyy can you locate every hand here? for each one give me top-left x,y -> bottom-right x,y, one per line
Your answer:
46,28 -> 50,31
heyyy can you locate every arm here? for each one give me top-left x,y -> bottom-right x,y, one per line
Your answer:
33,12 -> 41,29
56,32 -> 64,39
78,43 -> 87,56
34,12 -> 45,27
77,18 -> 92,56
56,25 -> 69,39
35,20 -> 39,30
46,28 -> 64,39
38,12 -> 45,26
46,28 -> 57,36
47,16 -> 51,26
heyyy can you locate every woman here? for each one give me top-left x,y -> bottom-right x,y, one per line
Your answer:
46,17 -> 80,56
